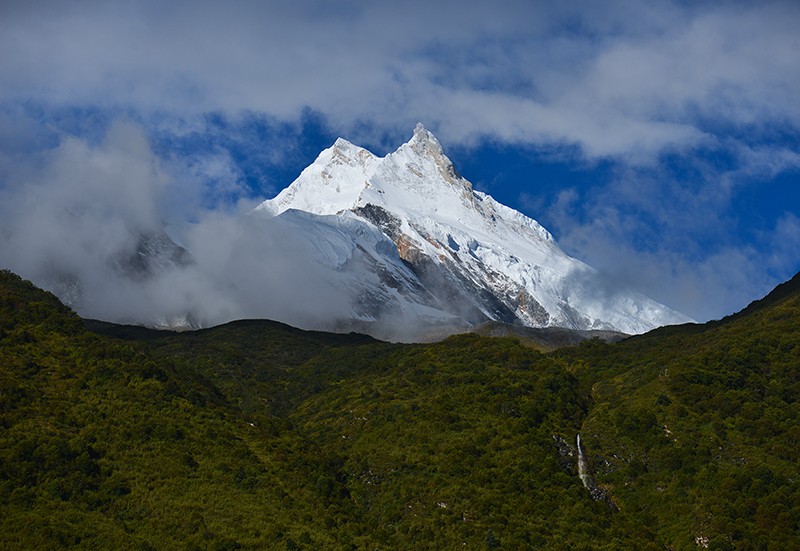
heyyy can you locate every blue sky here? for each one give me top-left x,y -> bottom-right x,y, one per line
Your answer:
1,0 -> 799,321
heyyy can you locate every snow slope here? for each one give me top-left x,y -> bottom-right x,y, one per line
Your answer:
255,124 -> 691,336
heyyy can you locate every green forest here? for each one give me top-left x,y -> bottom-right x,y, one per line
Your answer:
1,269 -> 798,549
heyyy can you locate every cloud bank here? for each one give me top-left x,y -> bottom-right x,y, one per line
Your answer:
0,121 -> 353,331
2,1 -> 797,156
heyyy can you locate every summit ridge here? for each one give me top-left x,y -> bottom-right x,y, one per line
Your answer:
254,126 -> 692,338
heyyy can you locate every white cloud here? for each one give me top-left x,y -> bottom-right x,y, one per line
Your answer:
1,1 -> 797,159
0,121 -> 358,329
543,157 -> 800,321
768,213 -> 800,275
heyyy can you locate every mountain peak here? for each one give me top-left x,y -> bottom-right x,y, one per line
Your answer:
333,136 -> 355,149
412,122 -> 434,140
251,124 -> 691,336
392,123 -> 463,192
405,122 -> 444,156
331,137 -> 374,164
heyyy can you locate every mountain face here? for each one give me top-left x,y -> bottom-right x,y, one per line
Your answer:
254,124 -> 690,338
38,228 -> 196,330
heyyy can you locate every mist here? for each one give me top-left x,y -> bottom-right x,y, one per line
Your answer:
0,120 -> 356,333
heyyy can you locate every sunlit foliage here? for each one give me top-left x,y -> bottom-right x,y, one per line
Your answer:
1,269 -> 798,549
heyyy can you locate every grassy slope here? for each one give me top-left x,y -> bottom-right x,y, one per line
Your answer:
2,269 -> 798,549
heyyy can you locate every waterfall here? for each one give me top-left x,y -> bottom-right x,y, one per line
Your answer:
576,433 -> 593,490
575,434 -> 618,509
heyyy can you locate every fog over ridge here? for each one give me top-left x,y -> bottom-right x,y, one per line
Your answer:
0,120 -> 360,333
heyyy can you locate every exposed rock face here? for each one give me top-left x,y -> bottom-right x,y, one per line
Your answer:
577,434 -> 617,510
114,231 -> 192,281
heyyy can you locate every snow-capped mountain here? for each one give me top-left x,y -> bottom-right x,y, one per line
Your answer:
254,124 -> 691,336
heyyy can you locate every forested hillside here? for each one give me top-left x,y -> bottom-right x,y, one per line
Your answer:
1,269 -> 798,549
558,273 -> 800,548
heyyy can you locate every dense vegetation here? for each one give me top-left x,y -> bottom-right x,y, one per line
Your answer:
1,269 -> 798,549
